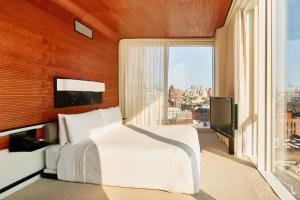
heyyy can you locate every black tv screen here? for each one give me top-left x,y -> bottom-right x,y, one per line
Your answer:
210,97 -> 235,137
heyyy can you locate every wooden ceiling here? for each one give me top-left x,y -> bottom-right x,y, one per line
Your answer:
51,0 -> 232,39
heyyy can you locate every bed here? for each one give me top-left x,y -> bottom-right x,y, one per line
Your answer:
45,108 -> 201,194
44,144 -> 62,175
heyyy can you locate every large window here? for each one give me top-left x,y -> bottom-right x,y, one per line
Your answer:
272,0 -> 300,198
119,40 -> 214,126
167,46 -> 213,128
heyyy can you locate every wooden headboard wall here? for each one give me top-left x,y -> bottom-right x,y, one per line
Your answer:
0,0 -> 119,132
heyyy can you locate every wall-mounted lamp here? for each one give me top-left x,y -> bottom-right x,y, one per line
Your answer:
74,19 -> 93,39
54,78 -> 105,108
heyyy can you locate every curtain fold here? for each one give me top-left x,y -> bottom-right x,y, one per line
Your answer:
237,9 -> 248,157
119,40 -> 169,125
215,6 -> 255,157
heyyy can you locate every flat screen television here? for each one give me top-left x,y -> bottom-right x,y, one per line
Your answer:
210,97 -> 237,154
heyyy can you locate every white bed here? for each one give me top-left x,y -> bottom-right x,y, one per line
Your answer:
44,144 -> 62,174
47,108 -> 201,194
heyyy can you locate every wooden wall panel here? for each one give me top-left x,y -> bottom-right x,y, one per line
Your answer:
36,128 -> 44,140
0,0 -> 119,131
0,135 -> 9,150
53,0 -> 232,38
0,0 -> 232,132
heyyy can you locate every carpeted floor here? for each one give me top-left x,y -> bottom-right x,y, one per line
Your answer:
4,132 -> 279,200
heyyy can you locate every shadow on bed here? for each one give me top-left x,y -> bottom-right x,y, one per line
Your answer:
126,125 -> 200,194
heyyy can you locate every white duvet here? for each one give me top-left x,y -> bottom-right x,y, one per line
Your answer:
57,125 -> 200,194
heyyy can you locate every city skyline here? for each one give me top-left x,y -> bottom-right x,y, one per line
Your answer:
168,46 -> 213,89
169,84 -> 211,90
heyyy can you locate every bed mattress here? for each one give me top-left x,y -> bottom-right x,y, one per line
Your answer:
45,144 -> 62,173
57,125 -> 201,194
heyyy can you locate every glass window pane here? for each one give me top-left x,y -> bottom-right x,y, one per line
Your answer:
273,0 -> 300,198
167,46 -> 213,128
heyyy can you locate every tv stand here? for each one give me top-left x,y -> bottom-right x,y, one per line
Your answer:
228,137 -> 234,155
211,127 -> 235,155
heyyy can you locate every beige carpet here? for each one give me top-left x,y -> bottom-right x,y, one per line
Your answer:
4,132 -> 279,200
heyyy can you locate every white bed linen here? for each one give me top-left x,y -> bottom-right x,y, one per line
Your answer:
57,125 -> 200,194
45,144 -> 63,172
58,114 -> 69,145
101,107 -> 122,133
64,109 -> 104,144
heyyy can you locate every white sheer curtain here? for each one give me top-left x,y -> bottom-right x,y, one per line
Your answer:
215,5 -> 256,157
119,40 -> 169,125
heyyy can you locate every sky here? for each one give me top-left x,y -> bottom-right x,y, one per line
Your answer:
167,1 -> 300,90
168,46 -> 213,89
287,0 -> 300,88
287,40 -> 300,88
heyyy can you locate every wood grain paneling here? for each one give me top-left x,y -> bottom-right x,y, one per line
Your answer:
0,135 -> 9,150
0,0 -> 231,132
36,128 -> 44,140
0,0 -> 119,131
52,0 -> 232,38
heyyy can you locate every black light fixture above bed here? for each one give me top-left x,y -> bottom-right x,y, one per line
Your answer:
54,77 -> 105,108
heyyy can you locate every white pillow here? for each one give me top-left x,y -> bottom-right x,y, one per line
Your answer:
64,109 -> 104,144
58,114 -> 69,145
101,107 -> 122,132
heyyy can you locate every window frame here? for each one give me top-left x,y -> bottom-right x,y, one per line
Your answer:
166,42 -> 215,128
257,0 -> 298,199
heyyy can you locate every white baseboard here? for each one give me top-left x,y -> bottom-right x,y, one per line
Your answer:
0,175 -> 40,199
